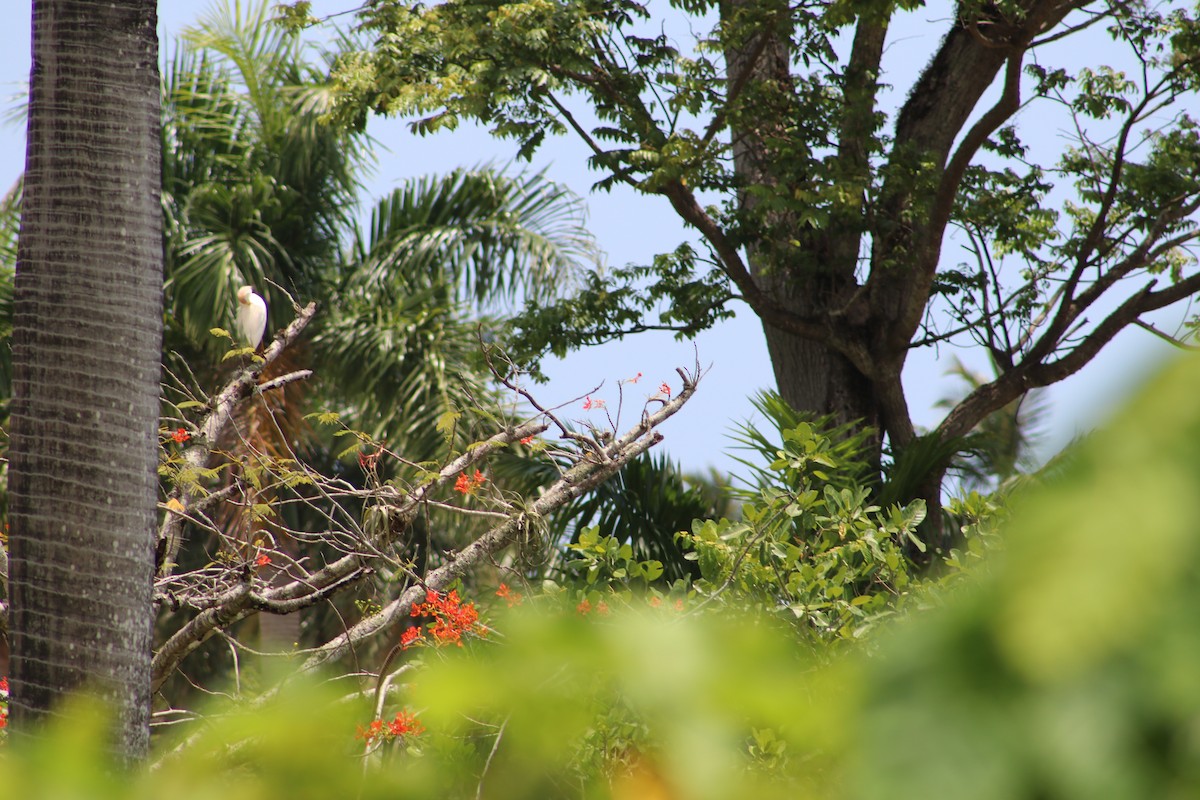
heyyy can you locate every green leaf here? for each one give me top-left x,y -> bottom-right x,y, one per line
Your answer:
436,409 -> 461,441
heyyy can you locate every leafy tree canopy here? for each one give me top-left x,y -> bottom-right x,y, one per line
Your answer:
320,0 -> 1200,509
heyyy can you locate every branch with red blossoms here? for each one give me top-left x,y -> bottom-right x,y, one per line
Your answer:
150,345 -> 701,763
149,330 -> 701,698
149,416 -> 549,693
294,360 -> 702,675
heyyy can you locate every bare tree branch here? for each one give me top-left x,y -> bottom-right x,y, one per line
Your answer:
937,269 -> 1200,442
149,352 -> 701,694
294,363 -> 702,675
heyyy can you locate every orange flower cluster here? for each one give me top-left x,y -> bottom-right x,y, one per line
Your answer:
404,589 -> 484,649
172,428 -> 190,444
356,709 -> 424,746
0,676 -> 8,734
577,598 -> 610,616
399,626 -> 422,649
647,596 -> 686,611
496,583 -> 524,608
453,469 -> 487,495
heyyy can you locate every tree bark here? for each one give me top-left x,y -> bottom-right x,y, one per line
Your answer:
9,0 -> 162,762
721,0 -> 884,451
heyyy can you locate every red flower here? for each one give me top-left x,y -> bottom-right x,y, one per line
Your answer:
454,470 -> 487,495
648,596 -> 663,608
0,677 -> 8,694
358,710 -> 424,745
356,718 -> 386,744
659,382 -> 671,397
582,396 -> 606,410
626,371 -> 643,384
386,710 -> 424,738
255,553 -> 271,568
496,583 -> 524,607
519,435 -> 535,445
576,599 -> 592,616
172,427 -> 190,444
400,626 -> 423,649
410,589 -> 484,647
596,600 -> 610,616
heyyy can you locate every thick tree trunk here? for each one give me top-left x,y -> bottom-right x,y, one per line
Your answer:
9,0 -> 162,762
760,321 -> 881,435
721,0 -> 883,451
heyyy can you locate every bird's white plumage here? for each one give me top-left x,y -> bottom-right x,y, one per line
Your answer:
236,286 -> 267,349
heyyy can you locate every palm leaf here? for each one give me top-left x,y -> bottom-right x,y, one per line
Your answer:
163,0 -> 368,353
310,285 -> 498,455
0,179 -> 17,411
344,167 -> 598,310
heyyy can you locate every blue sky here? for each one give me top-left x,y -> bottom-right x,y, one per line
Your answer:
0,1 -> 1177,480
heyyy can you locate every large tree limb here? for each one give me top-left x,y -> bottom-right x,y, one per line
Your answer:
1026,198 -> 1200,368
150,413 -> 550,691
827,16 -> 888,277
659,180 -> 877,375
871,0 -> 1078,352
936,270 -> 1200,442
1027,76 -> 1181,364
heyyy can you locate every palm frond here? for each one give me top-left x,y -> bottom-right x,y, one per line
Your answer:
0,179 -> 16,411
877,432 -> 969,508
162,0 -> 369,353
0,178 -> 19,272
345,167 -> 598,310
311,286 -> 497,454
936,356 -> 1049,489
548,452 -> 733,583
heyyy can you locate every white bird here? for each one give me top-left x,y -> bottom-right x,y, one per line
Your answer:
236,285 -> 267,350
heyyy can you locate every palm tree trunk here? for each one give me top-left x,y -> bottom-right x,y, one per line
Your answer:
8,0 -> 162,762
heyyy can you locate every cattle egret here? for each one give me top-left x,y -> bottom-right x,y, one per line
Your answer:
236,286 -> 267,349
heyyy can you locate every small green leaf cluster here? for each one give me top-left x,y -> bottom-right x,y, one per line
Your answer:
546,404 -> 942,647
505,242 -> 734,374
566,525 -> 666,589
680,419 -> 926,643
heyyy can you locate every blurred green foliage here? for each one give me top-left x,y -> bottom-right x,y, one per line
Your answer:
7,354 -> 1200,797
